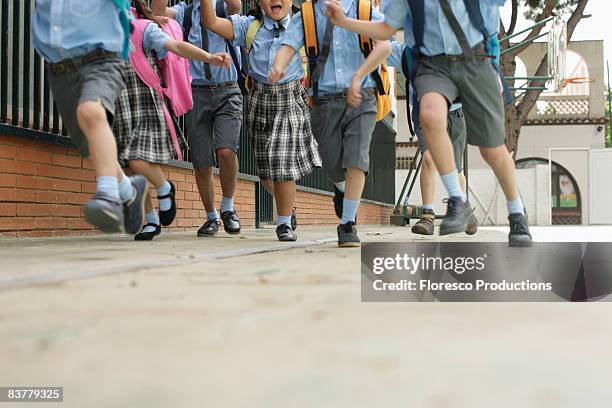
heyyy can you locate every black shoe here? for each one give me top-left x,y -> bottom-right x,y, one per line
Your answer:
337,222 -> 360,248
84,192 -> 124,233
221,210 -> 241,234
158,181 -> 176,227
123,175 -> 149,235
439,197 -> 473,236
465,211 -> 478,235
291,208 -> 297,231
276,224 -> 297,242
197,219 -> 221,237
134,223 -> 162,241
333,185 -> 344,219
508,212 -> 532,247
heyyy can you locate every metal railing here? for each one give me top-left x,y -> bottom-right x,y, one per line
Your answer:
0,0 -> 396,225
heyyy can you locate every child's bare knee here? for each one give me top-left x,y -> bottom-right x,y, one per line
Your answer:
76,101 -> 107,130
419,102 -> 447,131
479,146 -> 508,166
216,148 -> 236,162
422,151 -> 435,169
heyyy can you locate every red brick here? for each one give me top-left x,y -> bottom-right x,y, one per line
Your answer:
17,230 -> 54,238
167,172 -> 185,182
15,190 -> 36,202
0,159 -> 36,175
66,218 -> 95,230
0,217 -> 35,231
35,191 -> 67,204
17,148 -> 53,164
0,145 -> 17,159
0,174 -> 16,187
0,203 -> 17,216
51,154 -> 82,168
51,179 -> 82,193
16,204 -> 53,217
176,200 -> 191,209
65,192 -> 89,205
81,182 -> 96,193
33,217 -> 67,230
82,158 -> 95,170
0,188 -> 16,202
16,175 -> 53,190
177,181 -> 192,192
52,205 -> 82,217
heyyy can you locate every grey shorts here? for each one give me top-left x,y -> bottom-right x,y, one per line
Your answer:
48,53 -> 125,157
186,84 -> 243,169
414,53 -> 505,148
416,107 -> 467,172
310,91 -> 377,182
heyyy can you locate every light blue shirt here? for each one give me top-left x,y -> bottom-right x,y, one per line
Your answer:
230,14 -> 303,84
388,41 -> 461,111
282,0 -> 384,95
382,0 -> 506,56
32,0 -> 126,63
142,22 -> 171,60
173,0 -> 238,85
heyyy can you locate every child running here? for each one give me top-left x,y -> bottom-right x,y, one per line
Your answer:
114,0 -> 231,241
200,0 -> 321,241
325,0 -> 532,247
152,0 -> 244,238
32,0 -> 148,234
269,0 -> 389,247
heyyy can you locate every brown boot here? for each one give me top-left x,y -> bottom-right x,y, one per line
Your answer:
465,211 -> 478,235
411,209 -> 435,235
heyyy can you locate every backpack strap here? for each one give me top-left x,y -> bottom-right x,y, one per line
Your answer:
246,18 -> 264,53
401,46 -> 416,136
407,0 -> 425,55
111,0 -> 133,60
356,0 -> 385,96
183,4 -> 194,42
301,0 -> 321,96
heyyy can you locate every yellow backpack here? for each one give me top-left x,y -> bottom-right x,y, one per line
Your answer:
245,18 -> 309,90
301,0 -> 391,121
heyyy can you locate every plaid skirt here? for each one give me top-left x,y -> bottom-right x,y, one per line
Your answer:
246,80 -> 321,181
113,55 -> 188,167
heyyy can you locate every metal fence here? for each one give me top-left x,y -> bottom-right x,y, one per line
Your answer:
0,0 -> 395,225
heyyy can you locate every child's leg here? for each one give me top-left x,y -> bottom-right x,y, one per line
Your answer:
342,167 -> 366,224
479,146 -> 523,214
420,151 -> 437,208
274,181 -> 296,225
195,167 -> 218,220
128,160 -> 174,216
217,148 -> 238,214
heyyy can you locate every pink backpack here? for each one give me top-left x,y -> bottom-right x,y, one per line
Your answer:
129,17 -> 193,161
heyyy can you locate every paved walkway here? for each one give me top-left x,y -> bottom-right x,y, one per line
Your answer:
1,225 -> 612,407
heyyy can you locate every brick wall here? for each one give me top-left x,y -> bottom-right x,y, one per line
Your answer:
0,134 -> 392,237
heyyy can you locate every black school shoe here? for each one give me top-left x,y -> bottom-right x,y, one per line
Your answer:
221,210 -> 241,234
84,192 -> 124,233
276,224 -> 297,242
197,219 -> 221,237
123,175 -> 149,235
333,185 -> 344,219
337,222 -> 361,248
439,197 -> 473,236
508,212 -> 533,247
134,223 -> 162,241
158,181 -> 177,227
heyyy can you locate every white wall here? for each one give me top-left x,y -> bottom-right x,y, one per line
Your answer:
589,149 -> 612,225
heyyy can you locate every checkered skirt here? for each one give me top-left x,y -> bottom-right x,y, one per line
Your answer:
246,80 -> 321,181
113,53 -> 188,167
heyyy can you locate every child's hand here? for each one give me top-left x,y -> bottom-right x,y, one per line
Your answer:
347,74 -> 363,107
268,66 -> 285,84
209,52 -> 232,69
325,0 -> 347,26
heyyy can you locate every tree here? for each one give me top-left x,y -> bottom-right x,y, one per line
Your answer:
499,0 -> 590,159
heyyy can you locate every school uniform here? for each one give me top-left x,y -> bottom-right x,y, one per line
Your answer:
282,0 -> 384,183
31,0 -> 128,157
230,13 -> 321,181
113,22 -> 188,168
382,0 -> 507,149
388,41 -> 466,171
173,0 -> 242,169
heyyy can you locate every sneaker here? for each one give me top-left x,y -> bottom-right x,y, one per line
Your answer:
439,197 -> 473,236
221,210 -> 241,234
465,211 -> 478,235
134,223 -> 161,241
508,212 -> 532,247
276,224 -> 297,242
84,192 -> 124,233
337,222 -> 361,248
123,175 -> 149,235
333,185 -> 344,219
291,208 -> 297,231
158,181 -> 177,227
197,219 -> 221,237
411,209 -> 435,235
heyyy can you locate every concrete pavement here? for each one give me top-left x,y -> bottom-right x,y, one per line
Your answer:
1,225 -> 612,407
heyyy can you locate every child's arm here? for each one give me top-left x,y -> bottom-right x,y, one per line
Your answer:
201,0 -> 235,40
325,0 -> 396,40
268,45 -> 297,84
347,40 -> 391,107
165,40 -> 232,68
151,0 -> 177,19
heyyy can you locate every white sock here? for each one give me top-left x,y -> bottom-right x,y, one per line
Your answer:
156,181 -> 172,212
118,176 -> 134,203
142,210 -> 160,233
